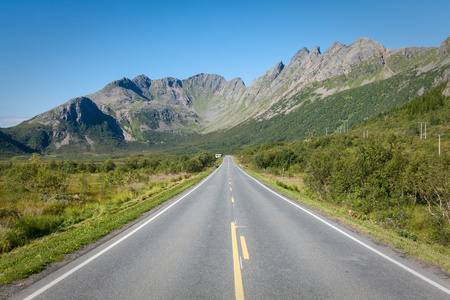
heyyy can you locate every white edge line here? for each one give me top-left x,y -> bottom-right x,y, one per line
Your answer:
236,162 -> 450,296
22,166 -> 221,300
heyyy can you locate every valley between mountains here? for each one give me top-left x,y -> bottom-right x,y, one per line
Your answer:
1,35 -> 450,157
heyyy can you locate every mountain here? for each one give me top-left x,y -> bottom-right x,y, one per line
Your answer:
1,36 -> 450,157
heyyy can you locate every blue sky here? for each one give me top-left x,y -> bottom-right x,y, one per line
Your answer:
1,0 -> 449,127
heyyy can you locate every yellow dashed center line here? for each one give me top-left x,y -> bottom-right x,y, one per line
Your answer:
240,236 -> 249,260
231,222 -> 244,300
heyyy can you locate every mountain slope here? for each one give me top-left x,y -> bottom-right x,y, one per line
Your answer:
0,130 -> 35,157
1,36 -> 449,157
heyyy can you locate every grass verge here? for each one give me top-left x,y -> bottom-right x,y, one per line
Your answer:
240,165 -> 450,275
0,169 -> 213,285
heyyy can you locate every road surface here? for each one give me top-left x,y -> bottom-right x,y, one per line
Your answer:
11,156 -> 450,299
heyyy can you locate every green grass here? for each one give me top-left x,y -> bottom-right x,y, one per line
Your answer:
0,168 -> 213,285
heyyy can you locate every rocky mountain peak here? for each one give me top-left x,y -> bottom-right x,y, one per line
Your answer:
438,36 -> 450,59
132,74 -> 152,90
354,37 -> 376,45
268,61 -> 285,80
290,47 -> 310,64
160,77 -> 182,89
56,97 -> 100,125
325,41 -> 346,55
352,37 -> 387,52
102,77 -> 143,96
183,73 -> 227,92
343,37 -> 387,64
310,46 -> 321,56
252,61 -> 285,87
218,77 -> 246,99
232,77 -> 246,87
110,77 -> 131,88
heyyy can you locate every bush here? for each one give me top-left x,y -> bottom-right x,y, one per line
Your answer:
0,214 -> 66,252
185,158 -> 203,173
428,215 -> 450,245
14,215 -> 65,240
101,159 -> 115,173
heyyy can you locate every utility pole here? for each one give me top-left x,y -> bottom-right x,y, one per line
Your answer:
424,122 -> 428,139
326,128 -> 328,136
363,130 -> 369,138
419,122 -> 422,139
419,122 -> 426,139
341,120 -> 349,133
436,134 -> 444,156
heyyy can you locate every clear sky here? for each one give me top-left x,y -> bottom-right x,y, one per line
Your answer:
1,0 -> 449,127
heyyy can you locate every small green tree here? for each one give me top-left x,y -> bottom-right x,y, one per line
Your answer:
63,160 -> 77,174
125,156 -> 139,170
34,165 -> 67,195
185,158 -> 203,173
76,171 -> 90,199
30,153 -> 42,165
101,159 -> 115,173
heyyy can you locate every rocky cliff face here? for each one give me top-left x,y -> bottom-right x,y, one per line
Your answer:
438,36 -> 450,60
56,97 -> 105,125
9,35 -> 449,153
443,81 -> 450,96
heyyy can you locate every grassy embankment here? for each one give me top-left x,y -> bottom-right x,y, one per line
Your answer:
0,152 -> 219,285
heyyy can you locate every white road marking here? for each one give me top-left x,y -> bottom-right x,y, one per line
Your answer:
235,161 -> 450,296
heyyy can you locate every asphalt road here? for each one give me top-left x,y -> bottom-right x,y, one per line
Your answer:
11,156 -> 450,299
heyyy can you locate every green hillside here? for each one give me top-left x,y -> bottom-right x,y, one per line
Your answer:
0,130 -> 35,157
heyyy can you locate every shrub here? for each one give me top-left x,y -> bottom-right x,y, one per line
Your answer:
101,159 -> 115,173
14,215 -> 65,240
185,158 -> 203,173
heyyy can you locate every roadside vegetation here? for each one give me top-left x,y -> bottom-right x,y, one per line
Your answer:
237,82 -> 450,272
0,151 -> 218,285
